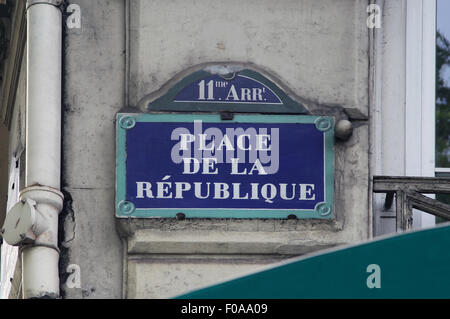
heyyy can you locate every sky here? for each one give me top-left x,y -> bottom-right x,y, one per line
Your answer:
438,0 -> 450,40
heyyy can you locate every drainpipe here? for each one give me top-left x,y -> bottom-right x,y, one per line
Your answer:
0,0 -> 63,299
21,0 -> 63,298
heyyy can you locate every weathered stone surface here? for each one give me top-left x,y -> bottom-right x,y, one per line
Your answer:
61,0 -> 370,299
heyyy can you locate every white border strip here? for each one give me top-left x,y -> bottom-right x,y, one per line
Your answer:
405,0 -> 436,228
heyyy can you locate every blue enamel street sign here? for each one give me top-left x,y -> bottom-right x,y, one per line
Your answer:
116,113 -> 334,219
143,67 -> 308,114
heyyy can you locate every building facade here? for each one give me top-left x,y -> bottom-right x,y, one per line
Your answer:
0,0 -> 438,299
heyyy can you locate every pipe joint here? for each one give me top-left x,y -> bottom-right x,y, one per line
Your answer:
26,0 -> 64,10
0,186 -> 63,250
20,186 -> 63,250
20,186 -> 64,212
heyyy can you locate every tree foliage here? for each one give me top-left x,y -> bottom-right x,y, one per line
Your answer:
436,31 -> 450,167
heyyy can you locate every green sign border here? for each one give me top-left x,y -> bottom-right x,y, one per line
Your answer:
116,113 -> 334,219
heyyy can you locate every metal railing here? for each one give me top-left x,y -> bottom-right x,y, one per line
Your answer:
373,176 -> 450,232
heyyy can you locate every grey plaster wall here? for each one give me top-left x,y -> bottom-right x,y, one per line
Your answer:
61,0 -> 125,299
60,0 -> 371,299
123,0 -> 371,298
129,0 -> 369,115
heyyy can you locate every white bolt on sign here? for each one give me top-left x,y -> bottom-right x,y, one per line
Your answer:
65,264 -> 81,289
367,4 -> 382,29
66,4 -> 81,29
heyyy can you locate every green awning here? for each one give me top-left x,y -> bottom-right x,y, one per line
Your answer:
176,223 -> 450,299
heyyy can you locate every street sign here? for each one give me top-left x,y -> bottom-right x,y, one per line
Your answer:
173,73 -> 283,105
115,113 -> 334,219
143,67 -> 308,114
